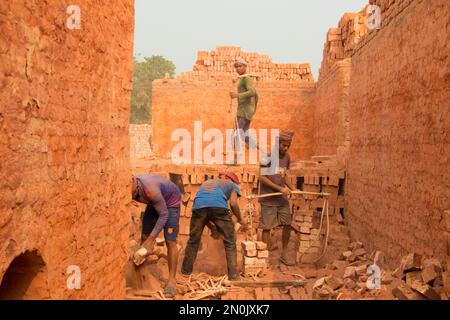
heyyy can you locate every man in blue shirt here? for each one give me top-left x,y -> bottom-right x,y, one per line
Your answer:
181,172 -> 248,280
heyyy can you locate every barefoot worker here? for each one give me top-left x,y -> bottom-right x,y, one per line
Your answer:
229,58 -> 259,150
258,130 -> 298,266
131,174 -> 181,296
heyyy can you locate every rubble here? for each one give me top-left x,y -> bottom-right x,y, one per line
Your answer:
391,253 -> 445,300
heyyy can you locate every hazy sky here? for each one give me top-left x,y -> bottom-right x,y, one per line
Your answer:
134,0 -> 368,80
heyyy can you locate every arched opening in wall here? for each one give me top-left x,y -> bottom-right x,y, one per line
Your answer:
0,251 -> 50,300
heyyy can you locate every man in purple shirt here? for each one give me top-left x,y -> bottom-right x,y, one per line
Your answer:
131,174 -> 181,296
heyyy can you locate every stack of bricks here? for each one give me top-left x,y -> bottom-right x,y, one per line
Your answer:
129,124 -> 152,159
287,156 -> 346,222
178,46 -> 314,83
241,241 -> 269,275
318,12 -> 367,81
291,205 -> 324,264
286,156 -> 346,263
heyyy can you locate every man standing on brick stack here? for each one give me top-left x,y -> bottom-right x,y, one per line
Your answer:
229,58 -> 259,151
131,174 -> 181,297
181,172 -> 248,280
258,131 -> 297,266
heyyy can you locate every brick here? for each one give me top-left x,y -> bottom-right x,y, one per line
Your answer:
341,251 -> 353,260
310,229 -> 320,235
343,267 -> 357,280
257,250 -> 269,258
325,276 -> 344,290
245,249 -> 257,257
353,248 -> 367,257
405,271 -> 423,288
300,227 -> 311,234
244,257 -> 258,265
299,240 -> 310,248
299,234 -> 310,241
300,222 -> 313,229
298,247 -> 308,253
401,254 -> 422,273
255,241 -> 268,250
392,284 -> 426,300
411,283 -> 441,300
421,259 -> 442,285
303,216 -> 313,223
310,240 -> 322,247
241,241 -> 256,251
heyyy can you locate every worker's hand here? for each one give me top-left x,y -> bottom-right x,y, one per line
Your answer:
229,92 -> 238,99
280,187 -> 291,196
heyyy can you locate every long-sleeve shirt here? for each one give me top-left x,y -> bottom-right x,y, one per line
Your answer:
237,75 -> 259,121
135,174 -> 181,238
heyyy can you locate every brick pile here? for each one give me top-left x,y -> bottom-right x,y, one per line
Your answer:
318,12 -> 367,81
178,46 -> 314,82
129,124 -> 152,159
391,253 -> 446,300
241,241 -> 269,276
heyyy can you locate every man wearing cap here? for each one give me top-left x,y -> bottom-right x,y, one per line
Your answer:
258,130 -> 297,266
131,174 -> 181,296
181,172 -> 247,280
230,58 -> 259,150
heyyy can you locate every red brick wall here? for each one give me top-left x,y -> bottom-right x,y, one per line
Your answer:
313,59 -> 351,156
0,0 -> 134,299
152,79 -> 316,161
345,0 -> 450,265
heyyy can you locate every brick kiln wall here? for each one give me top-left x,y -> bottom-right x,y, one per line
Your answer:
151,79 -> 316,160
129,124 -> 152,159
345,0 -> 450,266
0,0 -> 134,299
313,59 -> 351,156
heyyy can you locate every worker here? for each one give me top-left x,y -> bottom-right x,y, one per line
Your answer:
229,58 -> 259,151
131,174 -> 181,297
258,130 -> 297,266
181,172 -> 248,280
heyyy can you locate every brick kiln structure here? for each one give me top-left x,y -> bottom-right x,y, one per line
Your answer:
149,0 -> 450,269
314,0 -> 450,266
1,0 -> 449,300
0,1 -> 134,299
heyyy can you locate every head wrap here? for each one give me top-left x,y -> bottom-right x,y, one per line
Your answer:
219,172 -> 239,184
279,130 -> 294,143
234,58 -> 248,66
